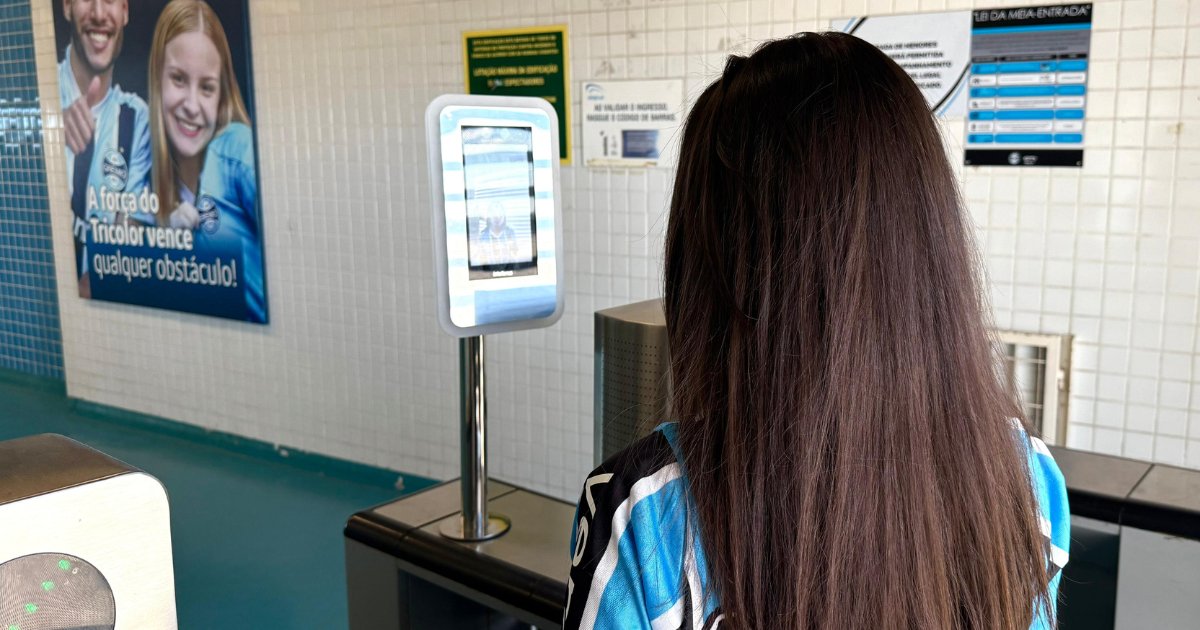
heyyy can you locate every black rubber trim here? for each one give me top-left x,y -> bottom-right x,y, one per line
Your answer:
1120,500 -> 1200,541
1064,488 -> 1127,525
1057,451 -> 1200,541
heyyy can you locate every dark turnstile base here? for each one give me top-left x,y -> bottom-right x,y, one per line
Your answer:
345,479 -> 573,630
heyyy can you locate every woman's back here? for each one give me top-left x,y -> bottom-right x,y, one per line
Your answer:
565,32 -> 1069,629
565,421 -> 1068,629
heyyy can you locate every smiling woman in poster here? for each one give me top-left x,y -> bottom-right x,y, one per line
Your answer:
148,0 -> 265,323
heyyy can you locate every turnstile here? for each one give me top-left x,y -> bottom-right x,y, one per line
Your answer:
345,479 -> 572,629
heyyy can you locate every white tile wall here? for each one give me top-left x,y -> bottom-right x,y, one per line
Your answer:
30,0 -> 1200,501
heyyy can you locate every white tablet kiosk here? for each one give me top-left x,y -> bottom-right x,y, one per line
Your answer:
426,95 -> 564,337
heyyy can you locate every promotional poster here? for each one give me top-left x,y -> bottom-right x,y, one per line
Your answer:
52,0 -> 268,323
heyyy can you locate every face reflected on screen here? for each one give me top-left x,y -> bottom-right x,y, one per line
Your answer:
161,30 -> 221,161
65,0 -> 128,75
486,202 -> 508,235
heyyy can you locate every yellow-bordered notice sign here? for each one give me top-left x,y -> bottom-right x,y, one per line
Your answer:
463,25 -> 571,164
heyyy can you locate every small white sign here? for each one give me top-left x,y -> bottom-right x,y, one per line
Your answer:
832,12 -> 973,117
581,80 -> 684,168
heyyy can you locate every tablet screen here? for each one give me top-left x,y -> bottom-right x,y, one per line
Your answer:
461,126 -> 538,279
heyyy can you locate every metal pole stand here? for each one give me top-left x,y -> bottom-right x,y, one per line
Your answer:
440,335 -> 511,541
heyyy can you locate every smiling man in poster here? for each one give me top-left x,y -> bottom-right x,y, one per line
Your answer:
53,0 -> 268,324
58,0 -> 153,298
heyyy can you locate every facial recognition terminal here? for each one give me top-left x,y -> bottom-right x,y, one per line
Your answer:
426,95 -> 564,337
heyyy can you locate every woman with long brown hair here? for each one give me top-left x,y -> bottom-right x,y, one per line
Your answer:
565,33 -> 1069,629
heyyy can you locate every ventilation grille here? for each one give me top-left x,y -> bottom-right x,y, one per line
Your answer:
599,335 -> 669,461
594,300 -> 670,465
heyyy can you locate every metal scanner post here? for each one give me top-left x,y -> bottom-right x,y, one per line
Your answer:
440,336 -> 510,541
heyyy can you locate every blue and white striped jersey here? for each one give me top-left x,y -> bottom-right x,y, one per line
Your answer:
565,422 -> 1070,630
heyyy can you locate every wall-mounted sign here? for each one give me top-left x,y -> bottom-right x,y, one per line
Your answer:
51,0 -> 268,323
581,80 -> 683,169
833,12 -> 973,117
464,25 -> 571,164
964,3 -> 1093,167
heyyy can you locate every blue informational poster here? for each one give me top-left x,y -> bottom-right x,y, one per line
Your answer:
964,3 -> 1093,167
51,0 -> 267,323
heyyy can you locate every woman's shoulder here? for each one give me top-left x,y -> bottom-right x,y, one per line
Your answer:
573,424 -> 687,534
586,423 -> 683,500
1011,420 -> 1066,492
566,425 -> 694,628
1012,420 -> 1071,567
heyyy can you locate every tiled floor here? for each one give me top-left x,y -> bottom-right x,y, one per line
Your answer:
0,376 -> 421,629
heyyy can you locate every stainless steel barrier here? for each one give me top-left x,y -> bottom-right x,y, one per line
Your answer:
593,299 -> 669,466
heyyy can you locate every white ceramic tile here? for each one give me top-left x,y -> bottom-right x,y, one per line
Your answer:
1045,260 -> 1075,286
1096,400 -> 1127,428
1127,404 -> 1160,434
1099,345 -> 1132,374
1165,294 -> 1197,323
1124,431 -> 1156,460
1093,30 -> 1122,61
1093,427 -> 1125,455
1161,379 -> 1190,408
1093,2 -> 1123,31
1124,1 -> 1158,30
1152,58 -> 1185,87
1154,435 -> 1186,464
1073,365 -> 1098,396
1105,263 -> 1136,291
1147,89 -> 1182,118
1159,408 -> 1189,436
1043,288 -> 1072,315
1123,28 -> 1155,59
24,0 -> 1200,498
1153,0 -> 1189,27
1119,60 -> 1152,90
1152,28 -> 1187,56
1071,315 -> 1102,340
1186,440 -> 1200,468
1067,424 -> 1094,450
1166,323 -> 1196,353
1186,58 -> 1200,87
1130,376 -> 1160,405
1074,262 -> 1106,290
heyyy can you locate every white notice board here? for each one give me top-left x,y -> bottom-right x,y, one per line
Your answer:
581,80 -> 684,168
832,12 -> 973,117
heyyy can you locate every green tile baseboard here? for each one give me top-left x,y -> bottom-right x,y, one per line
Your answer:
0,366 -> 437,493
0,366 -> 66,394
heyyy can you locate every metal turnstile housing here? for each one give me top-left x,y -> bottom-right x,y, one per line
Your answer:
593,299 -> 670,466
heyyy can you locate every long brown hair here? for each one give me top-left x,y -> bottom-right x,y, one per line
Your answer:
664,33 -> 1053,629
149,0 -> 251,216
